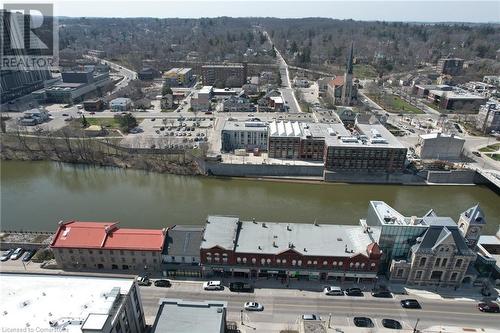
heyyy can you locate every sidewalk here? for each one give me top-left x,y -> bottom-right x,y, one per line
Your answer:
1,261 -> 496,302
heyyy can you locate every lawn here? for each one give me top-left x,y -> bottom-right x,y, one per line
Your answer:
86,117 -> 122,129
479,143 -> 500,153
367,94 -> 423,114
353,64 -> 378,79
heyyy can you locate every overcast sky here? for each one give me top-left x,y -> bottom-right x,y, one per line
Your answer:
4,0 -> 500,23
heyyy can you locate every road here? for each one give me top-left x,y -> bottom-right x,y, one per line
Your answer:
139,282 -> 500,331
263,31 -> 302,113
83,55 -> 137,94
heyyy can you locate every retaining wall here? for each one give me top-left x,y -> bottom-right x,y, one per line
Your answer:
205,162 -> 324,177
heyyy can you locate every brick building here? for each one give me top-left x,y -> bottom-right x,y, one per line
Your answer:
200,216 -> 382,283
51,221 -> 166,272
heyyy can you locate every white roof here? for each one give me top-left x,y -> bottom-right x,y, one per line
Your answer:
0,274 -> 134,333
201,216 -> 239,250
420,132 -> 464,141
270,96 -> 284,104
269,121 -> 302,137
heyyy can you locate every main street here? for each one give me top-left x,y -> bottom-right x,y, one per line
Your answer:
139,281 -> 499,331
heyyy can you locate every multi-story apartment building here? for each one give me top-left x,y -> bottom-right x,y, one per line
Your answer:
51,221 -> 166,272
1,274 -> 146,333
476,100 -> 500,134
200,216 -> 382,283
437,57 -> 464,76
221,121 -> 268,152
202,63 -> 247,87
163,68 -> 194,87
324,120 -> 407,172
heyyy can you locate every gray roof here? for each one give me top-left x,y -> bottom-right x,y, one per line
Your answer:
412,225 -> 474,256
421,216 -> 457,227
236,221 -> 380,257
152,298 -> 227,333
460,204 -> 486,225
165,225 -> 203,257
203,216 -> 381,257
201,216 -> 239,250
221,120 -> 268,132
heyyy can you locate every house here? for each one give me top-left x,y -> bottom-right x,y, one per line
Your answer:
257,90 -> 284,112
200,216 -> 382,283
317,77 -> 335,97
83,98 -> 105,112
110,97 -> 132,111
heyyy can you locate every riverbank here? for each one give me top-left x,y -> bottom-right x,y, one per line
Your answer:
0,132 -> 202,175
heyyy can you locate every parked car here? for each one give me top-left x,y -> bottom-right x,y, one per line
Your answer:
478,302 -> 500,313
323,286 -> 344,296
473,151 -> 481,157
382,319 -> 402,329
154,279 -> 171,288
371,290 -> 393,298
229,282 -> 253,292
400,299 -> 421,309
244,302 -> 263,311
345,288 -> 363,296
353,317 -> 374,328
22,249 -> 37,262
62,113 -> 69,116
301,314 -> 319,321
10,248 -> 24,260
1,249 -> 14,261
203,281 -> 223,290
136,275 -> 151,286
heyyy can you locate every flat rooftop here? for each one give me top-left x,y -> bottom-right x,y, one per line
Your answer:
201,216 -> 239,250
151,298 -> 227,333
0,274 -> 133,333
202,64 -> 244,68
164,68 -> 192,75
222,120 -> 268,132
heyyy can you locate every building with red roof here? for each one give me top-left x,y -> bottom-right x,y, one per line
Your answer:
51,221 -> 167,272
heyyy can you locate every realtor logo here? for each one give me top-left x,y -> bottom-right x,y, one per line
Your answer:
1,3 -> 58,70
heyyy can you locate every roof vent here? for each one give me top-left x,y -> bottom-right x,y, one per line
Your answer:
273,241 -> 278,248
286,225 -> 291,231
217,308 -> 223,313
262,222 -> 267,228
337,238 -> 342,241
303,248 -> 307,252
288,242 -> 294,249
252,218 -> 257,224
258,245 -> 262,250
313,220 -> 318,226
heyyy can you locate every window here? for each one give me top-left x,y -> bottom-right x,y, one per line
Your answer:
323,261 -> 327,266
435,258 -> 441,267
276,259 -> 281,264
261,258 -> 266,265
370,263 -> 375,267
430,270 -> 443,280
419,257 -> 427,266
237,257 -> 241,263
313,260 -> 317,265
252,258 -> 256,264
332,261 -> 337,266
110,250 -> 114,255
171,256 -> 175,262
120,250 -> 124,255
243,258 -> 247,263
455,259 -> 463,268
307,260 -> 312,265
99,250 -> 103,255
355,262 -> 360,268
292,260 -> 297,266
282,259 -> 287,264
450,272 -> 458,281
68,249 -> 74,254
267,259 -> 271,264
441,258 -> 448,267
338,261 -> 343,266
415,271 -> 422,279
396,269 -> 404,277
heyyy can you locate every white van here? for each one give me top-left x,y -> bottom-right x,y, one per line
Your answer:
323,286 -> 343,296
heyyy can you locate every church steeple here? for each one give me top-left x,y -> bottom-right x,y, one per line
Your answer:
346,42 -> 354,75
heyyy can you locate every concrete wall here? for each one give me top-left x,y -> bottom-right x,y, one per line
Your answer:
324,170 -> 428,184
426,170 -> 476,184
205,162 -> 324,177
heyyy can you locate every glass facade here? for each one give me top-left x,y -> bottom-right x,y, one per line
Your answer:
378,225 -> 427,272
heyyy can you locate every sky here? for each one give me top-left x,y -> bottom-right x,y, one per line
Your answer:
3,0 -> 500,23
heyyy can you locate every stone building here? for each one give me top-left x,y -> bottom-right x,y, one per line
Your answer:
389,221 -> 477,287
51,221 -> 167,272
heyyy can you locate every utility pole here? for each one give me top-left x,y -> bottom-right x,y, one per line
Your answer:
240,309 -> 243,325
328,313 -> 332,328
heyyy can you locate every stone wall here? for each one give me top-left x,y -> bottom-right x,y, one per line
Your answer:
205,162 -> 325,177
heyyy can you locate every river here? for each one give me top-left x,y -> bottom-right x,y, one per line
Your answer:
1,161 -> 498,233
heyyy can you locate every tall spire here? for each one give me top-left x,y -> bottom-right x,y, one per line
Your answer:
346,42 -> 354,75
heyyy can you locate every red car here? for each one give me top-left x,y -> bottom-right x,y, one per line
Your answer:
478,302 -> 500,313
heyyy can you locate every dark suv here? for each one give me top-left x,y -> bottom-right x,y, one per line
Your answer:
345,288 -> 363,296
400,299 -> 421,309
229,282 -> 254,292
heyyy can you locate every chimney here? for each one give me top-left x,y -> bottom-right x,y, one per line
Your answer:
252,218 -> 257,224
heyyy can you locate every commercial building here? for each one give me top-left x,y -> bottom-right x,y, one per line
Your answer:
138,67 -> 159,80
418,132 -> 465,160
202,63 -> 247,87
162,225 -> 203,278
190,86 -> 213,111
389,222 -> 477,287
221,121 -> 268,152
19,108 -> 50,126
200,216 -> 382,282
476,227 -> 500,281
476,100 -> 500,134
427,88 -> 487,111
364,201 -> 486,273
33,70 -> 111,104
151,299 -> 227,333
110,97 -> 132,111
0,69 -> 52,103
163,68 -> 194,87
437,57 -> 464,76
50,221 -> 167,272
0,274 -> 145,333
83,98 -> 105,112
